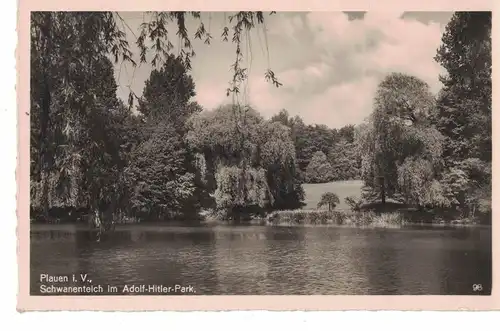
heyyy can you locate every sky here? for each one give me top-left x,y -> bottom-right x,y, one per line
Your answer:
114,11 -> 453,129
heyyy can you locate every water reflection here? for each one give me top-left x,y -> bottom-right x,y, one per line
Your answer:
30,225 -> 492,295
265,227 -> 308,294
212,226 -> 270,294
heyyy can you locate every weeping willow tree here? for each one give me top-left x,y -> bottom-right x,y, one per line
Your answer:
359,73 -> 445,207
30,13 -> 127,225
186,105 -> 304,222
30,12 -> 281,227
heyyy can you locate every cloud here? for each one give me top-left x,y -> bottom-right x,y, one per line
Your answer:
118,12 -> 449,129
277,61 -> 333,94
360,14 -> 445,93
248,76 -> 291,114
270,11 -> 447,127
267,13 -> 304,40
246,75 -> 379,128
306,76 -> 379,127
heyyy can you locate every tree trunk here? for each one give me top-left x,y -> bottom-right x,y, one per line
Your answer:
380,176 -> 386,204
39,14 -> 53,220
41,173 -> 50,221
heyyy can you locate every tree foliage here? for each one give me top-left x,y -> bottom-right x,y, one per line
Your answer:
270,109 -> 359,182
433,12 -> 492,218
123,53 -> 210,221
317,192 -> 340,211
30,12 -> 211,224
360,73 -> 444,205
305,151 -> 333,184
187,105 -> 304,219
353,12 -> 492,223
138,54 -> 196,122
30,11 -> 492,226
30,12 -> 133,223
328,139 -> 360,181
434,12 -> 491,164
124,122 -> 199,220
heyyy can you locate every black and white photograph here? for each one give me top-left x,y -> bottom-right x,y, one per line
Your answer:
28,10 -> 492,297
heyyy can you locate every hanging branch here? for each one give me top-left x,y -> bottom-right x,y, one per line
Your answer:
111,11 -> 282,109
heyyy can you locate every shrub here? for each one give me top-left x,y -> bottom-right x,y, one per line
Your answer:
353,211 -> 376,226
345,196 -> 363,211
317,192 -> 340,211
265,209 -> 408,228
266,210 -> 346,226
370,212 -> 407,228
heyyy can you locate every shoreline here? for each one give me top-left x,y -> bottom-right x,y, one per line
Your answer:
29,221 -> 491,233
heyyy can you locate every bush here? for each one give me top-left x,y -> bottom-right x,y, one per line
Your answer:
266,210 -> 346,226
345,196 -> 363,211
370,212 -> 407,228
265,209 -> 407,228
317,192 -> 340,211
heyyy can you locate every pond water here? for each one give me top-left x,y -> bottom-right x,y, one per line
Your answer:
30,225 -> 492,295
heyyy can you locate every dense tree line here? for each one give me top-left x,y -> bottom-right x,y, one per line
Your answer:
30,12 -> 491,226
270,110 -> 361,183
29,12 -> 303,225
357,12 -> 491,222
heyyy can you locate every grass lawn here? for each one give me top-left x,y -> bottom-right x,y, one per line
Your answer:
302,180 -> 364,210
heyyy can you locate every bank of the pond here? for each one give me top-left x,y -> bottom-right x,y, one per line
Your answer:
262,209 -> 483,228
29,209 -> 487,232
30,223 -> 213,233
